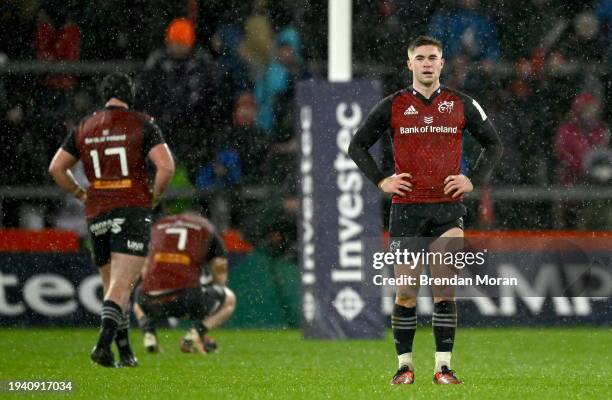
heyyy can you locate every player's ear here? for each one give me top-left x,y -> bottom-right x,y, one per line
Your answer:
407,59 -> 413,71
440,57 -> 445,70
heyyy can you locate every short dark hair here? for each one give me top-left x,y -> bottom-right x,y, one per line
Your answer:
99,73 -> 135,105
407,35 -> 443,59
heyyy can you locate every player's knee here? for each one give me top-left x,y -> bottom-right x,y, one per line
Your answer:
395,295 -> 416,308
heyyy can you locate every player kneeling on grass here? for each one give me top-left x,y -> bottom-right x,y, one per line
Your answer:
133,209 -> 236,354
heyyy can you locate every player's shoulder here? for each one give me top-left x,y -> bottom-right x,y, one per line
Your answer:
130,110 -> 156,125
386,88 -> 413,102
439,85 -> 476,103
440,86 -> 487,115
80,107 -> 106,123
372,89 -> 409,111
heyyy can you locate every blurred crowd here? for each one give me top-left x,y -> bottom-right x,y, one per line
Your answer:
1,0 -> 612,249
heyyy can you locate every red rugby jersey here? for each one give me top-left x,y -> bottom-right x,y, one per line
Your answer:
349,85 -> 502,203
62,106 -> 164,218
140,213 -> 226,293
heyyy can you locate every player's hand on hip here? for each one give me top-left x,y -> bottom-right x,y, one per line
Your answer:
378,173 -> 412,197
74,187 -> 87,203
444,174 -> 473,198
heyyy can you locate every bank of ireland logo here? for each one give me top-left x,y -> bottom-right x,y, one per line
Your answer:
423,116 -> 434,124
438,101 -> 454,113
332,287 -> 364,321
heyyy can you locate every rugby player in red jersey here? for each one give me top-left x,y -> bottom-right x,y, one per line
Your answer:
48,73 -> 175,367
133,210 -> 236,354
349,36 -> 502,385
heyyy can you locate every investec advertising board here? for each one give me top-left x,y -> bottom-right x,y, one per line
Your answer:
297,79 -> 384,339
0,253 -> 102,326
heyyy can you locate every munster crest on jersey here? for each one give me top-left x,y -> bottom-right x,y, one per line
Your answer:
438,101 -> 454,113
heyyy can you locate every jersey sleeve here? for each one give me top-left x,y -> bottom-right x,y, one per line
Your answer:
142,117 -> 165,155
348,95 -> 393,186
463,96 -> 503,186
207,231 -> 227,260
60,129 -> 78,158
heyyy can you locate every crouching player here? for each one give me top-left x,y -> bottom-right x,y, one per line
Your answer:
133,210 -> 236,353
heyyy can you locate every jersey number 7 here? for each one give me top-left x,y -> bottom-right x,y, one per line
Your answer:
165,227 -> 188,250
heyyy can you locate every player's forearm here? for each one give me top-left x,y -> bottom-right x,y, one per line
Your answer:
470,141 -> 503,186
49,168 -> 86,199
151,166 -> 174,199
468,118 -> 503,186
348,97 -> 391,187
348,139 -> 386,187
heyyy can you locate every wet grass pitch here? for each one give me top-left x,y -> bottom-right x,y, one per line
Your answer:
0,327 -> 609,399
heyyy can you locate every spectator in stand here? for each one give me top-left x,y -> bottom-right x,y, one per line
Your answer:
210,24 -> 251,124
138,18 -> 220,181
33,4 -> 81,92
227,92 -> 269,183
195,92 -> 269,187
238,14 -> 275,82
554,92 -> 611,229
497,0 -> 564,61
255,32 -> 303,136
427,0 -> 500,99
505,58 -> 554,185
31,2 -> 82,171
555,93 -> 608,186
271,3 -> 302,66
544,11 -> 607,119
255,34 -> 304,188
353,0 -> 436,67
428,0 -> 500,66
553,11 -> 606,66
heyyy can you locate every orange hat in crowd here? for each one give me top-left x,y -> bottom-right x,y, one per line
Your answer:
166,18 -> 196,47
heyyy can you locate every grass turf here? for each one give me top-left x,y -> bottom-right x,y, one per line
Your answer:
0,327 -> 610,399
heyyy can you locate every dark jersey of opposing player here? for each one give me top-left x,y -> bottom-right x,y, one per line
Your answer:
61,106 -> 164,218
139,213 -> 226,293
349,85 -> 502,203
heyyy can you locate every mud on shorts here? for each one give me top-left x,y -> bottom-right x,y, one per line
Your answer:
87,207 -> 152,267
136,284 -> 227,321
